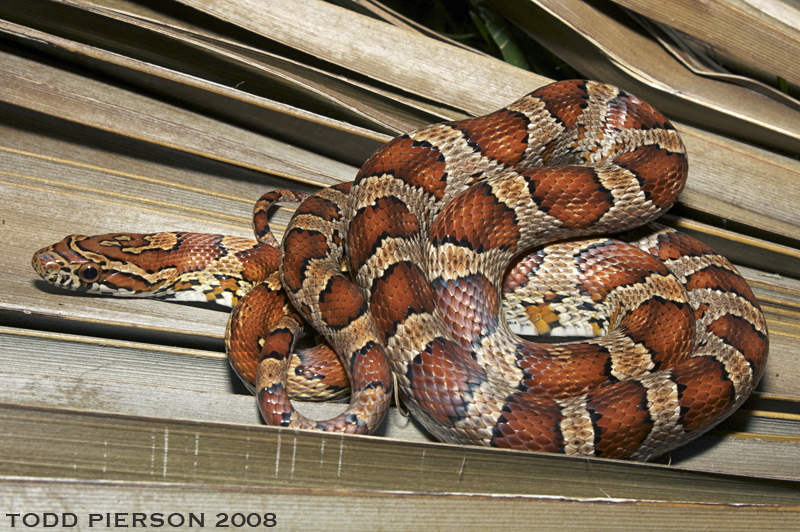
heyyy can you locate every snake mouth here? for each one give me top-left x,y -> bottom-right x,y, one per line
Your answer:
32,249 -> 60,277
31,248 -> 81,290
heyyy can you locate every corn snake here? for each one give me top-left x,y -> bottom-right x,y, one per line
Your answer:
32,80 -> 768,460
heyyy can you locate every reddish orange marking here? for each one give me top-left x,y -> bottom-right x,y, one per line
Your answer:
295,194 -> 343,222
491,394 -> 565,453
281,229 -> 330,293
535,80 -> 590,129
370,261 -> 435,342
587,381 -> 651,458
707,313 -> 768,369
356,136 -> 448,199
524,167 -> 614,228
430,183 -> 520,251
455,110 -> 529,165
672,357 -> 735,432
614,146 -> 687,209
348,197 -> 420,270
318,275 -> 367,329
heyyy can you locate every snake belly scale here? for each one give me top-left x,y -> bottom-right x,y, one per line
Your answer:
32,80 -> 768,460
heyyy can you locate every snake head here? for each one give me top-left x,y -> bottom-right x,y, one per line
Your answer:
31,233 -> 178,296
32,235 -> 108,292
31,232 -> 266,306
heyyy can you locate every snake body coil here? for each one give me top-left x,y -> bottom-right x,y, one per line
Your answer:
33,80 -> 768,460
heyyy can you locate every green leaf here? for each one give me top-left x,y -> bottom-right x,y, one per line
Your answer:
471,2 -> 531,70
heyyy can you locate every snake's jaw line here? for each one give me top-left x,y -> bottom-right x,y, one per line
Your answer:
32,250 -> 69,286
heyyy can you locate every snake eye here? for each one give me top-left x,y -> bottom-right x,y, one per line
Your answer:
78,264 -> 100,283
